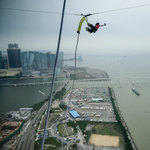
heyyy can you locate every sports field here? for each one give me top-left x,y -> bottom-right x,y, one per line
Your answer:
89,134 -> 119,147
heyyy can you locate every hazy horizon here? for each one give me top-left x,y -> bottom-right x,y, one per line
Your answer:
1,0 -> 150,55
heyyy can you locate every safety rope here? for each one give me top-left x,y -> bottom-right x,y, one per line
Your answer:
91,3 -> 150,15
40,0 -> 66,149
61,33 -> 80,150
1,3 -> 150,16
0,7 -> 79,16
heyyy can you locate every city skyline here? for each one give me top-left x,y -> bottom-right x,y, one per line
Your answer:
0,44 -> 64,77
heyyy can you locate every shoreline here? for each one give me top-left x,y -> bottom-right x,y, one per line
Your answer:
0,67 -> 137,149
110,88 -> 137,150
0,74 -> 65,81
86,68 -> 109,79
0,67 -> 107,81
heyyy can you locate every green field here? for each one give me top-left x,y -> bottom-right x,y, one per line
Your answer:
39,114 -> 60,130
57,123 -> 68,136
34,137 -> 61,150
39,115 -> 46,130
48,114 -> 60,128
76,121 -> 125,148
57,123 -> 75,137
92,123 -> 125,147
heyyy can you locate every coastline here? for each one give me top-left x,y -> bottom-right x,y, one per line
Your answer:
86,68 -> 109,79
0,74 -> 65,81
110,88 -> 137,150
87,68 -> 137,149
0,67 -> 137,149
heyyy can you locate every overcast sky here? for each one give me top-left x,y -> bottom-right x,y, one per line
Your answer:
0,0 -> 150,55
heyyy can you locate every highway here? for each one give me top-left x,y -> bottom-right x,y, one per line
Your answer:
17,102 -> 48,150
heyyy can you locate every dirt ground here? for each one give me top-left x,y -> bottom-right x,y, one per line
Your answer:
51,100 -> 60,108
89,134 -> 119,147
85,124 -> 94,132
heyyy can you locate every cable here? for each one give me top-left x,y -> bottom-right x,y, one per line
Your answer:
91,3 -> 150,15
1,3 -> 150,16
61,33 -> 80,150
0,7 -> 79,16
40,0 -> 66,149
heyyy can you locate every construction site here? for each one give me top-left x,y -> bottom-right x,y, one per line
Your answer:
0,121 -> 24,148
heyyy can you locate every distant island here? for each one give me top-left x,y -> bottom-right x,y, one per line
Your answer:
63,55 -> 83,61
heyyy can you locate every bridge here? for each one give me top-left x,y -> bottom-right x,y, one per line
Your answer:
72,77 -> 150,88
1,77 -> 150,88
0,79 -> 70,87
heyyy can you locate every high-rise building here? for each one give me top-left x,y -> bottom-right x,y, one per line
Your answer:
7,44 -> 21,68
0,52 -> 8,69
47,52 -> 55,69
8,43 -> 18,49
20,50 -> 63,76
21,51 -> 48,71
0,51 -> 2,69
35,52 -> 47,70
57,51 -> 63,74
21,51 -> 36,71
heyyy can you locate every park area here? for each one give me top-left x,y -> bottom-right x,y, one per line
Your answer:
76,121 -> 125,148
89,134 -> 119,147
88,123 -> 125,148
57,123 -> 75,137
34,137 -> 61,150
39,114 -> 60,130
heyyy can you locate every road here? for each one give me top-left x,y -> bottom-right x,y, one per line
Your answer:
17,102 -> 48,150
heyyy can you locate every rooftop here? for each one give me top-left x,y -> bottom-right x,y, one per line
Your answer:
69,110 -> 80,119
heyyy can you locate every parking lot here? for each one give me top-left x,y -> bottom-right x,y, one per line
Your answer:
76,102 -> 116,122
70,87 -> 117,122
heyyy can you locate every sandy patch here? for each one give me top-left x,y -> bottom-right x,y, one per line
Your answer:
51,100 -> 60,108
85,124 -> 94,132
89,134 -> 119,147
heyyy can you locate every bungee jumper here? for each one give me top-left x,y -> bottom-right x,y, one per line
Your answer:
77,13 -> 106,34
85,21 -> 106,33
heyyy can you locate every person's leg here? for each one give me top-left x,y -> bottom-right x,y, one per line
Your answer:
86,27 -> 93,33
89,24 -> 96,32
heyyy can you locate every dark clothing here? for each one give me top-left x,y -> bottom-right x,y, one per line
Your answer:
86,23 -> 97,33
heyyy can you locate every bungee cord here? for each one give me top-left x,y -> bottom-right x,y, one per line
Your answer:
61,33 -> 80,149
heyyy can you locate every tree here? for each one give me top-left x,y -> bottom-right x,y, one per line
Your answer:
59,102 -> 67,110
73,143 -> 77,149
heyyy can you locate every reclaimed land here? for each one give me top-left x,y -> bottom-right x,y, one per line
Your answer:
74,68 -> 134,149
32,67 -> 135,149
69,67 -> 109,80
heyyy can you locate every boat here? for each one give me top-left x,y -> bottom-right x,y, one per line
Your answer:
132,88 -> 140,96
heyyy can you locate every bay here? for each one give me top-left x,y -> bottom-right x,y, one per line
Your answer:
0,77 -> 66,113
64,54 -> 150,150
0,54 -> 150,149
